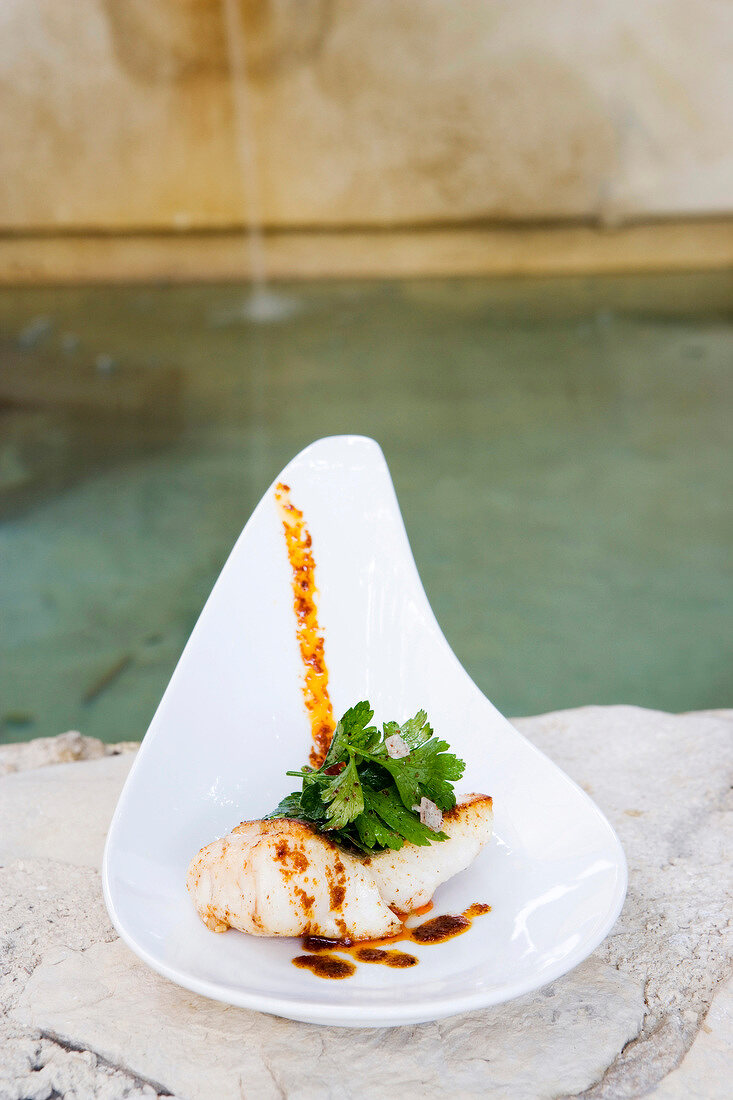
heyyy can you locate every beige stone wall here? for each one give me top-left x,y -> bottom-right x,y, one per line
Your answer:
0,0 -> 731,233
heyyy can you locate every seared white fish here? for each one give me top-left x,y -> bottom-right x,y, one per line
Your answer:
359,794 -> 493,912
186,818 -> 402,940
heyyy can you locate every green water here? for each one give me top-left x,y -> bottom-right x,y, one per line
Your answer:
1,273 -> 731,743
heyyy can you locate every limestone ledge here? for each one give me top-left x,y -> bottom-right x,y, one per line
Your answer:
0,730 -> 138,778
0,705 -> 731,1099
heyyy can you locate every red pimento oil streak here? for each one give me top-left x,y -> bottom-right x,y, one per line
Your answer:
293,903 -> 492,979
274,482 -> 335,768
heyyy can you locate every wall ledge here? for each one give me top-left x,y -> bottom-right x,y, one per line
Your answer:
0,218 -> 731,284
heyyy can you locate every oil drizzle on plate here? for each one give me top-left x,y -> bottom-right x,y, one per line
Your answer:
353,947 -> 418,968
275,482 -> 335,768
410,904 -> 491,944
292,954 -> 355,980
294,903 -> 491,979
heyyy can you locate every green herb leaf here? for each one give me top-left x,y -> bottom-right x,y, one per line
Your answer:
321,701 -> 378,769
268,701 -> 464,853
364,787 -> 447,846
353,807 -> 404,851
301,779 -> 329,820
378,736 -> 465,812
321,755 -> 364,830
265,791 -> 304,820
397,709 -> 433,749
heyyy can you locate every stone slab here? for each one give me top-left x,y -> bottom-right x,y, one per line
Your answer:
0,705 -> 731,1098
10,941 -> 642,1100
0,731 -> 137,777
648,975 -> 733,1100
0,754 -> 136,870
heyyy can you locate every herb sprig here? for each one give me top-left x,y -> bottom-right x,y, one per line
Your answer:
266,702 -> 465,852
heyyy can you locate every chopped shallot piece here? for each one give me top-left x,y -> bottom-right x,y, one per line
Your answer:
385,733 -> 410,759
418,797 -> 443,832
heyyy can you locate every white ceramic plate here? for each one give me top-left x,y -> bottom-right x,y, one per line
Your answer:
103,435 -> 627,1027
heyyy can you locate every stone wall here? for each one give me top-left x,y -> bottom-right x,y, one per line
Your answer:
0,0 -> 731,233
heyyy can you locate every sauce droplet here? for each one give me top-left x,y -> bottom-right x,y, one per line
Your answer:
409,914 -> 470,944
463,902 -> 492,919
292,953 -> 355,980
354,947 -> 418,968
302,935 -> 349,953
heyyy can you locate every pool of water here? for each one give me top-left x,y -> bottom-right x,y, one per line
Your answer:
1,272 -> 731,743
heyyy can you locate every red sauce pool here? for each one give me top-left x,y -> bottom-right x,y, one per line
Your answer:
294,903 -> 491,979
292,954 -> 355,980
354,947 -> 418,968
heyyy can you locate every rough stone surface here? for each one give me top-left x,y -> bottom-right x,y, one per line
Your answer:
647,975 -> 733,1100
0,706 -> 731,1098
0,730 -> 137,777
10,943 -> 642,1100
513,707 -> 733,1100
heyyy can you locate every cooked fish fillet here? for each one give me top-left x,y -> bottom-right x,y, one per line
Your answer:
360,793 -> 494,912
186,818 -> 403,940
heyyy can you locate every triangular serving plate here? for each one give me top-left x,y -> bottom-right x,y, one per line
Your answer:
103,435 -> 626,1027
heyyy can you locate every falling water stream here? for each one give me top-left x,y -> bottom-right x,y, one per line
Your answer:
216,0 -> 297,324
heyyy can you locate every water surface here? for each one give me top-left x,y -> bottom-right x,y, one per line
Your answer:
1,273 -> 731,743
